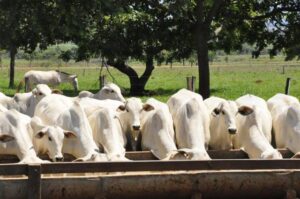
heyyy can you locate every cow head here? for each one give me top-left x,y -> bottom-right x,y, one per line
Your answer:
117,97 -> 154,141
32,84 -> 52,101
212,100 -> 238,135
31,117 -> 77,162
98,83 -> 126,102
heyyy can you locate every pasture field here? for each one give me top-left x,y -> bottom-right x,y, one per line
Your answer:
0,54 -> 300,102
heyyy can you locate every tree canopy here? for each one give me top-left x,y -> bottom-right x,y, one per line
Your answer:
0,0 -> 299,95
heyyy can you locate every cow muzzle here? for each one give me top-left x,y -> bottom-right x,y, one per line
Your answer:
55,157 -> 64,162
228,128 -> 237,134
132,125 -> 140,131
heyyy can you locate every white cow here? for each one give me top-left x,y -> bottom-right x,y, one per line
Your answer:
0,84 -> 58,117
88,107 -> 129,161
167,89 -> 211,160
267,94 -> 300,157
0,109 -> 49,163
21,70 -> 78,92
204,96 -> 238,150
78,83 -> 125,102
234,94 -> 282,159
141,98 -> 188,160
78,97 -> 123,117
34,94 -> 107,161
236,94 -> 272,143
79,97 -> 146,151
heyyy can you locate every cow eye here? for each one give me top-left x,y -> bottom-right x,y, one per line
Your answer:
48,137 -> 52,141
221,111 -> 225,115
38,92 -> 43,96
110,90 -> 114,93
126,109 -> 129,112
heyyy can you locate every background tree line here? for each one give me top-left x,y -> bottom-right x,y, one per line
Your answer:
0,0 -> 299,98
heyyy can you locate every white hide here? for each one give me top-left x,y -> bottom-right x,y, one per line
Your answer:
0,84 -> 54,117
34,94 -> 107,161
141,98 -> 187,160
204,96 -> 238,150
235,94 -> 272,143
79,83 -> 125,102
88,107 -> 128,161
267,94 -> 300,155
0,109 -> 49,163
78,97 -> 123,117
167,89 -> 211,160
24,70 -> 78,92
234,94 -> 282,159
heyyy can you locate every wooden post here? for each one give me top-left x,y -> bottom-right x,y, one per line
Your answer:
285,77 -> 291,95
99,75 -> 106,89
27,164 -> 41,199
186,76 -> 196,92
282,65 -> 285,74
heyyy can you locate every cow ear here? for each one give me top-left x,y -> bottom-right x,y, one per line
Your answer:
64,131 -> 77,138
238,106 -> 253,116
0,134 -> 15,142
51,89 -> 63,95
35,132 -> 45,139
212,108 -> 220,116
117,105 -> 126,112
102,88 -> 110,94
143,104 -> 154,112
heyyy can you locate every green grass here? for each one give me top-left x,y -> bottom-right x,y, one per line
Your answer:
1,54 -> 300,102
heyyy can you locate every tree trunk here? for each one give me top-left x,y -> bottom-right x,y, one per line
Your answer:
196,29 -> 210,99
9,46 -> 17,88
107,57 -> 154,96
195,0 -> 210,99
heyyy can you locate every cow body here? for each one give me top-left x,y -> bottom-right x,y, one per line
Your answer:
234,94 -> 282,159
79,83 -> 125,102
167,89 -> 211,160
88,107 -> 128,160
267,94 -> 300,155
24,70 -> 78,92
141,98 -> 187,160
0,109 -> 48,163
34,94 -> 107,161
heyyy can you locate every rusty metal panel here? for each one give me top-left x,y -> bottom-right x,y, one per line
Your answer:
0,164 -> 27,175
0,149 -> 295,163
1,170 -> 300,199
40,159 -> 300,174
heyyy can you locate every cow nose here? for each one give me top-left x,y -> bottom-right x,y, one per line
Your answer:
132,125 -> 140,131
228,128 -> 237,134
55,157 -> 64,162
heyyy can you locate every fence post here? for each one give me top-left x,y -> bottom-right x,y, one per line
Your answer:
27,164 -> 41,199
285,77 -> 291,95
186,76 -> 196,92
99,75 -> 107,89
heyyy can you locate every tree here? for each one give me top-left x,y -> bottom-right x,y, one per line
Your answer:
75,1 -> 178,95
0,1 -> 61,88
163,0 -> 300,98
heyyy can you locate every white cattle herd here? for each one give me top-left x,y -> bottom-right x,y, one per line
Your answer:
1,71 -> 300,163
